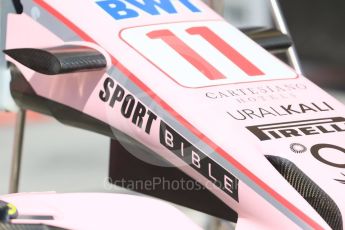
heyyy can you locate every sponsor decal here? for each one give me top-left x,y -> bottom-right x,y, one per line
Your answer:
99,77 -> 240,201
99,77 -> 158,134
159,120 -> 239,202
228,102 -> 334,121
311,144 -> 345,168
246,117 -> 345,141
205,83 -> 307,103
288,142 -> 345,169
96,0 -> 200,20
289,143 -> 308,154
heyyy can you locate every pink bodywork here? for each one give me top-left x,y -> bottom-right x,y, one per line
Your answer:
2,192 -> 201,229
4,0 -> 345,229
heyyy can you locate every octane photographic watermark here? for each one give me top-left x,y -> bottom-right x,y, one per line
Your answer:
104,176 -> 238,194
104,177 -> 204,192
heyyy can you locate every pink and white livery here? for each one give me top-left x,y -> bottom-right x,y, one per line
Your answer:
1,0 -> 345,229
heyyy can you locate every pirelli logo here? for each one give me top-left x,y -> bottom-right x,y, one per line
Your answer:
247,117 -> 345,141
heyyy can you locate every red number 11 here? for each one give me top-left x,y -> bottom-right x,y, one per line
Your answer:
147,26 -> 264,81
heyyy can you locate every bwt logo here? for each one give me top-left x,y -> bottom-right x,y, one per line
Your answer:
96,0 -> 201,20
